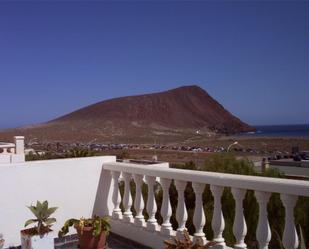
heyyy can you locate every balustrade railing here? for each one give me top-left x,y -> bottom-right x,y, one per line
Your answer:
103,162 -> 309,249
0,142 -> 15,154
0,136 -> 25,163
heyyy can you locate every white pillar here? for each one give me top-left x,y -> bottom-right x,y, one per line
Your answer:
122,172 -> 133,223
255,191 -> 271,249
232,188 -> 247,249
111,171 -> 122,219
192,182 -> 206,244
210,185 -> 225,248
281,194 -> 299,249
160,178 -> 172,236
145,175 -> 158,231
14,136 -> 24,154
175,180 -> 188,238
133,174 -> 145,227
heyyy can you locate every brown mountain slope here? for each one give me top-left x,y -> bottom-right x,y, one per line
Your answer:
0,85 -> 254,143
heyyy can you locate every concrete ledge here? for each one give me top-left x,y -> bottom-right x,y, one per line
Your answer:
110,218 -> 171,249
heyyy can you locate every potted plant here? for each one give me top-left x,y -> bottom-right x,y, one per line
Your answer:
164,230 -> 216,249
58,215 -> 111,249
21,200 -> 57,249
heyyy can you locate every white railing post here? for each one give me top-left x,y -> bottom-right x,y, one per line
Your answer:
145,175 -> 158,231
122,172 -> 133,223
160,178 -> 173,236
111,171 -> 122,219
133,174 -> 146,227
255,191 -> 271,249
281,194 -> 299,249
232,188 -> 247,249
192,182 -> 206,244
14,136 -> 24,154
210,185 -> 225,248
175,180 -> 188,238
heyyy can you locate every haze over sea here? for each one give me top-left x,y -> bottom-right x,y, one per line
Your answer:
239,124 -> 309,138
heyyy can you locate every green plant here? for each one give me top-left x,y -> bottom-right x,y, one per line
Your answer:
117,151 -> 130,160
271,225 -> 307,249
24,200 -> 58,235
67,148 -> 94,158
164,230 -> 216,249
58,215 -> 111,237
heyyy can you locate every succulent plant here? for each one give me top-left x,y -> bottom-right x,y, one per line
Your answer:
58,215 -> 111,238
24,200 -> 58,235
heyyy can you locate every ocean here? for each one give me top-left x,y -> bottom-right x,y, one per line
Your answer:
239,124 -> 309,138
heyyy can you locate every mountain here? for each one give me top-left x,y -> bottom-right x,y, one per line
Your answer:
0,85 -> 254,143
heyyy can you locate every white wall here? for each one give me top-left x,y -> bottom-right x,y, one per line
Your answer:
0,156 -> 116,248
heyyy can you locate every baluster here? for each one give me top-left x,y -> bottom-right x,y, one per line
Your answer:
210,185 -> 225,248
160,178 -> 172,235
232,188 -> 247,249
10,147 -> 15,154
281,194 -> 299,249
133,174 -> 145,227
145,175 -> 158,231
255,191 -> 271,249
122,172 -> 133,223
2,148 -> 8,154
175,180 -> 188,238
111,171 -> 122,219
192,182 -> 206,244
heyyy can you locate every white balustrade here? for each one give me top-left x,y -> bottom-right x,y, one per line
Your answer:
0,143 -> 15,154
232,188 -> 247,249
145,175 -> 158,231
281,194 -> 299,249
192,182 -> 206,244
210,185 -> 225,248
122,172 -> 133,223
160,178 -> 173,235
133,174 -> 145,226
175,180 -> 188,238
0,136 -> 25,163
111,171 -> 122,219
103,162 -> 309,249
255,191 -> 271,249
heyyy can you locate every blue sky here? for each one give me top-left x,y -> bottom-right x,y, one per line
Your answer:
0,1 -> 309,128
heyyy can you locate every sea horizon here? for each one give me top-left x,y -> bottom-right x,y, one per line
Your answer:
239,124 -> 309,138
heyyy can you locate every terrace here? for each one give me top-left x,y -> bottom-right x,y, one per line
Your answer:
0,137 -> 308,249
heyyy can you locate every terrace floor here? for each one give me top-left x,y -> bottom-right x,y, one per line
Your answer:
55,233 -> 151,249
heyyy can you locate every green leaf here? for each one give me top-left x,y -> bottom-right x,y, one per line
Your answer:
46,207 -> 58,217
45,218 -> 56,226
58,219 -> 79,237
42,201 -> 48,213
24,219 -> 37,227
28,206 -> 39,219
36,201 -> 43,210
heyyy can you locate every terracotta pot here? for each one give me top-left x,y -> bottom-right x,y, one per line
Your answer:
75,226 -> 107,249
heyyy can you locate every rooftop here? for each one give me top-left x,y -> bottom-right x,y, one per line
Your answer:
0,137 -> 309,249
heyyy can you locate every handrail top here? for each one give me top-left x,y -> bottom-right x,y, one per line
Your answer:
0,142 -> 15,148
104,162 -> 309,196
